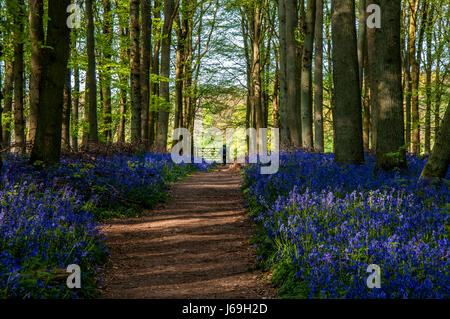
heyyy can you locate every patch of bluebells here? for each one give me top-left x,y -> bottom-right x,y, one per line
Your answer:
243,151 -> 449,298
0,153 -> 213,298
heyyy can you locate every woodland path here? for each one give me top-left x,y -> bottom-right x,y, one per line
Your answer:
100,166 -> 273,299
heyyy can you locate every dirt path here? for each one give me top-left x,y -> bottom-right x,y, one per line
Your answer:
100,166 -> 273,299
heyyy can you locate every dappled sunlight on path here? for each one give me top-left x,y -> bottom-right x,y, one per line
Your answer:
100,167 -> 273,299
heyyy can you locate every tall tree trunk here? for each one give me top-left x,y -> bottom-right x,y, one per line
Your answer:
273,48 -> 279,128
410,0 -> 422,154
363,48 -> 370,152
156,0 -> 177,152
278,0 -> 289,145
102,0 -> 113,142
2,61 -> 13,149
424,4 -> 434,155
419,102 -> 450,181
28,0 -> 44,149
314,0 -> 324,152
141,0 -> 152,146
62,67 -> 71,150
118,26 -> 129,143
72,44 -> 79,151
149,0 -> 162,147
357,0 -> 365,91
13,0 -> 25,152
286,0 -> 302,147
404,7 -> 412,152
366,0 -> 378,152
251,4 -> 264,147
86,0 -> 98,144
301,0 -> 316,149
331,0 -> 364,164
30,0 -> 71,165
130,0 -> 142,143
375,0 -> 407,171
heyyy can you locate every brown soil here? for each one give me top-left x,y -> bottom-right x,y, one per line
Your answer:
100,166 -> 273,299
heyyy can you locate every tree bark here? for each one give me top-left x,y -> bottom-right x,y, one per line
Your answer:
141,0 -> 152,146
86,0 -> 98,144
419,102 -> 450,181
62,67 -> 71,150
366,0 -> 378,152
314,0 -> 324,152
102,0 -> 113,142
301,0 -> 316,149
331,0 -> 364,164
130,0 -> 142,143
286,0 -> 302,147
2,61 -> 13,149
278,0 -> 289,145
28,0 -> 44,149
12,0 -> 26,152
30,0 -> 71,165
156,0 -> 177,152
375,0 -> 407,171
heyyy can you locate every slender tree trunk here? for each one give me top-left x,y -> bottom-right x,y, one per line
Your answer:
366,0 -> 377,152
2,61 -> 13,149
357,0 -> 365,91
130,0 -> 142,143
314,0 -> 324,152
410,0 -> 420,154
375,0 -> 407,171
278,0 -> 289,145
141,0 -> 152,146
251,4 -> 264,147
301,0 -> 316,149
156,0 -> 177,152
62,67 -> 71,150
331,0 -> 364,164
424,5 -> 434,155
72,50 -> 79,151
273,48 -> 279,128
286,0 -> 302,147
86,0 -> 98,144
13,0 -> 25,152
30,0 -> 71,165
405,9 -> 412,152
102,0 -> 113,142
419,102 -> 450,181
118,26 -> 129,143
149,0 -> 162,147
363,49 -> 370,152
28,0 -> 44,149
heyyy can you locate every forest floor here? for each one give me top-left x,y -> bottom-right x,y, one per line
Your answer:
99,165 -> 274,298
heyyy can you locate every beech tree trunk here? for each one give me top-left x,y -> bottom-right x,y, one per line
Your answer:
30,0 -> 71,165
301,0 -> 316,149
314,0 -> 324,152
278,0 -> 289,145
286,0 -> 302,147
331,0 -> 364,164
130,0 -> 142,143
102,0 -> 113,142
28,0 -> 44,148
2,61 -> 13,149
420,103 -> 450,181
62,68 -> 71,149
86,0 -> 98,144
375,0 -> 407,171
156,0 -> 177,152
141,0 -> 152,146
12,0 -> 25,152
